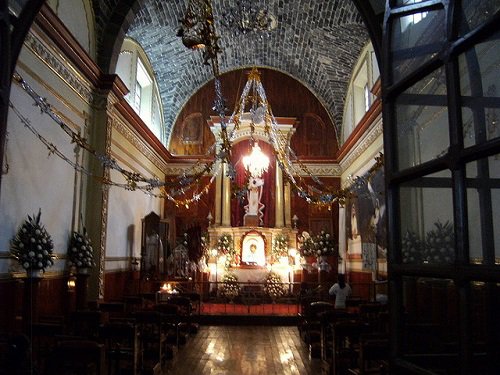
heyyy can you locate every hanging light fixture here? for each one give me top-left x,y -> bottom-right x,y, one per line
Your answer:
242,142 -> 269,178
177,0 -> 221,65
234,68 -> 270,178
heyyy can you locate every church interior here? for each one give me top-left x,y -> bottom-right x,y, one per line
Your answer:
0,1 -> 499,374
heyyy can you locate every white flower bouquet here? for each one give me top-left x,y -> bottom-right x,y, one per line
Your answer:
10,209 -> 55,272
68,226 -> 95,269
299,230 -> 337,257
313,230 -> 336,256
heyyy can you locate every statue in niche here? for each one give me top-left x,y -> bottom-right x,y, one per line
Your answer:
244,177 -> 265,226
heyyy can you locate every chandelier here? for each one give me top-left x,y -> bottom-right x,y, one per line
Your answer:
242,142 -> 270,178
177,0 -> 221,66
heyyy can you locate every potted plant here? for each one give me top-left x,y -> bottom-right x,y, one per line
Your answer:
10,209 -> 55,278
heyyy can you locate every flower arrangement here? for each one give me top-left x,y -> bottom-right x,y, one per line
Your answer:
312,230 -> 336,256
425,220 -> 455,264
10,209 -> 55,273
216,233 -> 236,267
401,220 -> 455,264
298,231 -> 316,256
272,234 -> 289,258
221,272 -> 240,300
68,226 -> 95,269
216,233 -> 233,255
298,230 -> 337,257
264,272 -> 286,300
401,229 -> 423,264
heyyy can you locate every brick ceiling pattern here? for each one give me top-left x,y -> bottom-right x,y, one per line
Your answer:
92,0 -> 370,143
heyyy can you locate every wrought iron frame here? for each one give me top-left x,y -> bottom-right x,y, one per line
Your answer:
382,1 -> 500,373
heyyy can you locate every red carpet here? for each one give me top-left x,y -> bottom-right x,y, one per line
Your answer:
200,302 -> 299,316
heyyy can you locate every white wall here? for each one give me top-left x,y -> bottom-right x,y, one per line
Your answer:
1,42 -> 91,275
47,0 -> 95,58
104,124 -> 164,271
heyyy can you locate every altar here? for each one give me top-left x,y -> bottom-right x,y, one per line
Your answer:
207,226 -> 299,291
209,264 -> 294,284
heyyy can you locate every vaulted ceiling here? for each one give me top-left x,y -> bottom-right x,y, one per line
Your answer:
10,1 -> 385,146
90,0 -> 385,145
125,0 -> 370,143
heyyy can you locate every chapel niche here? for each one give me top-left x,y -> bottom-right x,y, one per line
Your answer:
141,211 -> 169,280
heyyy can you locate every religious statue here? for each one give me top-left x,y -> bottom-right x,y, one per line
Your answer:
142,231 -> 165,279
351,203 -> 359,239
244,177 -> 265,226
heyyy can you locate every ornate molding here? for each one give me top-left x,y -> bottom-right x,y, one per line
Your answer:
339,117 -> 383,173
112,117 -> 170,174
23,31 -> 94,105
290,163 -> 341,177
163,163 -> 209,176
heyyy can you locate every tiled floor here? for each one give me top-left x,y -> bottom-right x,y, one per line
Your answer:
165,326 -> 324,375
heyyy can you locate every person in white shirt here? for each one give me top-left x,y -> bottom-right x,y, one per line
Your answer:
329,274 -> 352,309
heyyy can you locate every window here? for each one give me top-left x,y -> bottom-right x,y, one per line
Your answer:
135,58 -> 152,121
134,81 -> 142,112
364,84 -> 371,112
115,38 -> 165,144
341,43 -> 380,143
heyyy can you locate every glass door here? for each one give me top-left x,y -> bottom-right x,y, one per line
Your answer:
382,1 -> 500,373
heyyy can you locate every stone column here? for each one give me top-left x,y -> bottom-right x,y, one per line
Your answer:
221,163 -> 231,226
275,161 -> 284,227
